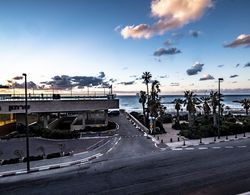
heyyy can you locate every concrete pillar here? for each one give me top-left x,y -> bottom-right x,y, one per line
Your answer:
43,114 -> 48,128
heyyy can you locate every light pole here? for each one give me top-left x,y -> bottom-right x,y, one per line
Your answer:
218,78 -> 223,139
23,73 -> 30,172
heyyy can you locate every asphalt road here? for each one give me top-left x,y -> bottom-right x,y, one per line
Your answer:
1,113 -> 250,195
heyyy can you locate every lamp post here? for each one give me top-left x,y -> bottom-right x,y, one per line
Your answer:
218,78 -> 223,139
22,73 -> 30,172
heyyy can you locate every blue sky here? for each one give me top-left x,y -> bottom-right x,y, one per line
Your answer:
0,0 -> 249,94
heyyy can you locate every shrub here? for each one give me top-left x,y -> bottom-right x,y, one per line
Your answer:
1,158 -> 19,165
46,152 -> 61,159
161,114 -> 172,123
23,155 -> 43,162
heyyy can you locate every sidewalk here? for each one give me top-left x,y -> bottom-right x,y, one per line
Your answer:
156,123 -> 250,148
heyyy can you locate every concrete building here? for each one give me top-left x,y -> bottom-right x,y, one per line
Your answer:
0,94 -> 119,131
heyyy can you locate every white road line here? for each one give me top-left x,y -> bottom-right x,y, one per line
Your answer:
198,147 -> 208,150
212,146 -> 221,149
74,151 -> 88,156
172,148 -> 183,151
185,148 -> 194,150
237,145 -> 247,148
107,147 -> 113,153
225,146 -> 234,149
86,139 -> 104,150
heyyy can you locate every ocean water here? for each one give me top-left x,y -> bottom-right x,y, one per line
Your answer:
118,95 -> 250,113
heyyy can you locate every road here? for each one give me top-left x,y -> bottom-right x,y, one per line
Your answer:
1,113 -> 250,194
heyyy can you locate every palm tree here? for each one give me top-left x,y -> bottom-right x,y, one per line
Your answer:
209,91 -> 220,128
201,97 -> 211,117
139,91 -> 147,123
142,72 -> 152,127
173,99 -> 183,125
183,91 -> 200,127
142,72 -> 152,96
233,99 -> 250,115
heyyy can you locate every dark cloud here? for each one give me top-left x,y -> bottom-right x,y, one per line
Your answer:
224,34 -> 250,48
129,75 -> 137,78
244,62 -> 250,67
164,39 -> 173,46
186,63 -> 204,75
199,74 -> 214,81
170,82 -> 179,86
232,81 -> 237,84
118,81 -> 135,85
230,74 -> 239,78
12,81 -> 39,89
109,78 -> 117,83
235,63 -> 240,68
0,85 -> 9,88
189,30 -> 201,38
153,47 -> 181,56
13,76 -> 23,80
217,64 -> 224,68
98,71 -> 105,78
41,72 -> 111,89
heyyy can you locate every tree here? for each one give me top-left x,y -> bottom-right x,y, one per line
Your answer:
209,91 -> 223,128
233,99 -> 250,115
139,91 -> 147,123
142,72 -> 152,127
201,97 -> 211,117
183,90 -> 200,127
142,71 -> 152,96
173,99 -> 183,125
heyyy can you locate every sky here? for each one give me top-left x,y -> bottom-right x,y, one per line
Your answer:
0,0 -> 250,95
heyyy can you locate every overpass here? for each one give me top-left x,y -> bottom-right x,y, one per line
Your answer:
0,94 -> 119,130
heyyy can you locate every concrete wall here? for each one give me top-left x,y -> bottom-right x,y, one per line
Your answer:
0,99 -> 119,114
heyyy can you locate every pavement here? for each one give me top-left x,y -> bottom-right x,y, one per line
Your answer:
1,113 -> 250,194
150,122 -> 250,150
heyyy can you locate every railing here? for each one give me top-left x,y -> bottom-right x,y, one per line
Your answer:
0,93 -> 116,101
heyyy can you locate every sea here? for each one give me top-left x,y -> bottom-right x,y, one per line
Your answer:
117,94 -> 250,113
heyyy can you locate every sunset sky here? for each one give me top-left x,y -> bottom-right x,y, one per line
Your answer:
0,0 -> 250,94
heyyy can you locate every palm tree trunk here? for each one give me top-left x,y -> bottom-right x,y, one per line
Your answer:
188,112 -> 193,127
176,109 -> 180,124
246,108 -> 248,116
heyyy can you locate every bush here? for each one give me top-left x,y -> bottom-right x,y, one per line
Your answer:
23,155 -> 43,162
84,121 -> 117,132
1,158 -> 20,165
46,152 -> 61,159
161,114 -> 172,123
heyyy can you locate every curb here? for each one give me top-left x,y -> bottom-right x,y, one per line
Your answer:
0,153 -> 103,178
168,136 -> 250,150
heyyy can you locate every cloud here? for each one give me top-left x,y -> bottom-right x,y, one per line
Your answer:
229,74 -> 239,78
153,47 -> 181,56
170,82 -> 180,86
41,72 -> 111,89
232,81 -> 237,84
199,74 -> 214,81
13,76 -> 23,80
114,25 -> 122,32
217,64 -> 224,68
118,81 -> 135,85
159,74 -> 168,79
189,30 -> 201,38
244,62 -> 250,67
164,39 -> 173,46
120,0 -> 213,39
235,63 -> 240,68
224,34 -> 250,48
98,71 -> 105,79
0,85 -> 9,88
186,62 -> 204,75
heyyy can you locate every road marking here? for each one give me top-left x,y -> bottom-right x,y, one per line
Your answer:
172,148 -> 183,151
86,139 -> 104,150
225,146 -> 234,149
185,147 -> 194,150
237,145 -> 247,148
74,151 -> 88,156
212,146 -> 221,149
198,147 -> 208,150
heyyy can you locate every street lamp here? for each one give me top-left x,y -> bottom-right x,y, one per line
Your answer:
218,78 -> 223,139
23,73 -> 30,172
